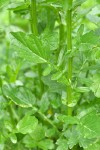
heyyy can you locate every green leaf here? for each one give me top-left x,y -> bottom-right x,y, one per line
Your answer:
50,95 -> 61,109
23,135 -> 37,148
79,111 -> 100,138
10,134 -> 17,144
42,75 -> 66,94
62,0 -> 72,11
38,0 -> 62,9
68,129 -> 79,149
11,32 -> 50,64
41,30 -> 59,51
85,141 -> 100,150
77,24 -> 84,37
38,139 -> 54,150
0,96 -> 7,109
51,70 -> 69,86
76,87 -> 90,93
73,0 -> 87,9
58,115 -> 79,125
45,128 -> 56,138
39,92 -> 50,113
16,115 -> 38,134
79,138 -> 98,149
81,31 -> 99,45
56,138 -> 68,150
43,64 -> 52,76
87,14 -> 100,24
30,124 -> 45,141
8,2 -> 30,14
91,74 -> 100,98
2,84 -> 36,107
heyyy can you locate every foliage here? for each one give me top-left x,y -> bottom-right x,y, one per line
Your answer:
0,0 -> 100,150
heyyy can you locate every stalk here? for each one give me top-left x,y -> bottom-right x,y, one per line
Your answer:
30,0 -> 38,35
58,12 -> 65,56
67,0 -> 73,116
30,0 -> 44,97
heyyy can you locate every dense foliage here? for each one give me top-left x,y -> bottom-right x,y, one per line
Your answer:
0,0 -> 100,150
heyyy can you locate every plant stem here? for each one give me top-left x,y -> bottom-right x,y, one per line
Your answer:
32,107 -> 60,134
37,110 -> 60,135
58,12 -> 65,56
30,0 -> 38,35
30,0 -> 44,97
67,0 -> 73,116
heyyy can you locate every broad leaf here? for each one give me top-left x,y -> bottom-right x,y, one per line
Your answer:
42,75 -> 66,94
11,32 -> 50,64
16,115 -> 38,134
85,141 -> 100,150
23,135 -> 37,148
56,138 -> 68,150
41,30 -> 59,51
78,111 -> 100,138
38,139 -> 54,150
57,115 -> 79,125
51,71 -> 69,86
68,129 -> 79,149
81,31 -> 99,45
30,125 -> 45,141
79,137 -> 96,149
2,84 -> 36,107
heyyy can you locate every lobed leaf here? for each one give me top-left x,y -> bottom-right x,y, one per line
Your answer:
16,115 -> 38,134
56,138 -> 68,150
38,139 -> 54,150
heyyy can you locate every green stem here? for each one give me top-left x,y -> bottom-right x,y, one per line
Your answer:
30,0 -> 38,35
67,0 -> 73,116
58,13 -> 65,56
37,110 -> 60,135
30,0 -> 44,97
32,107 -> 60,134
